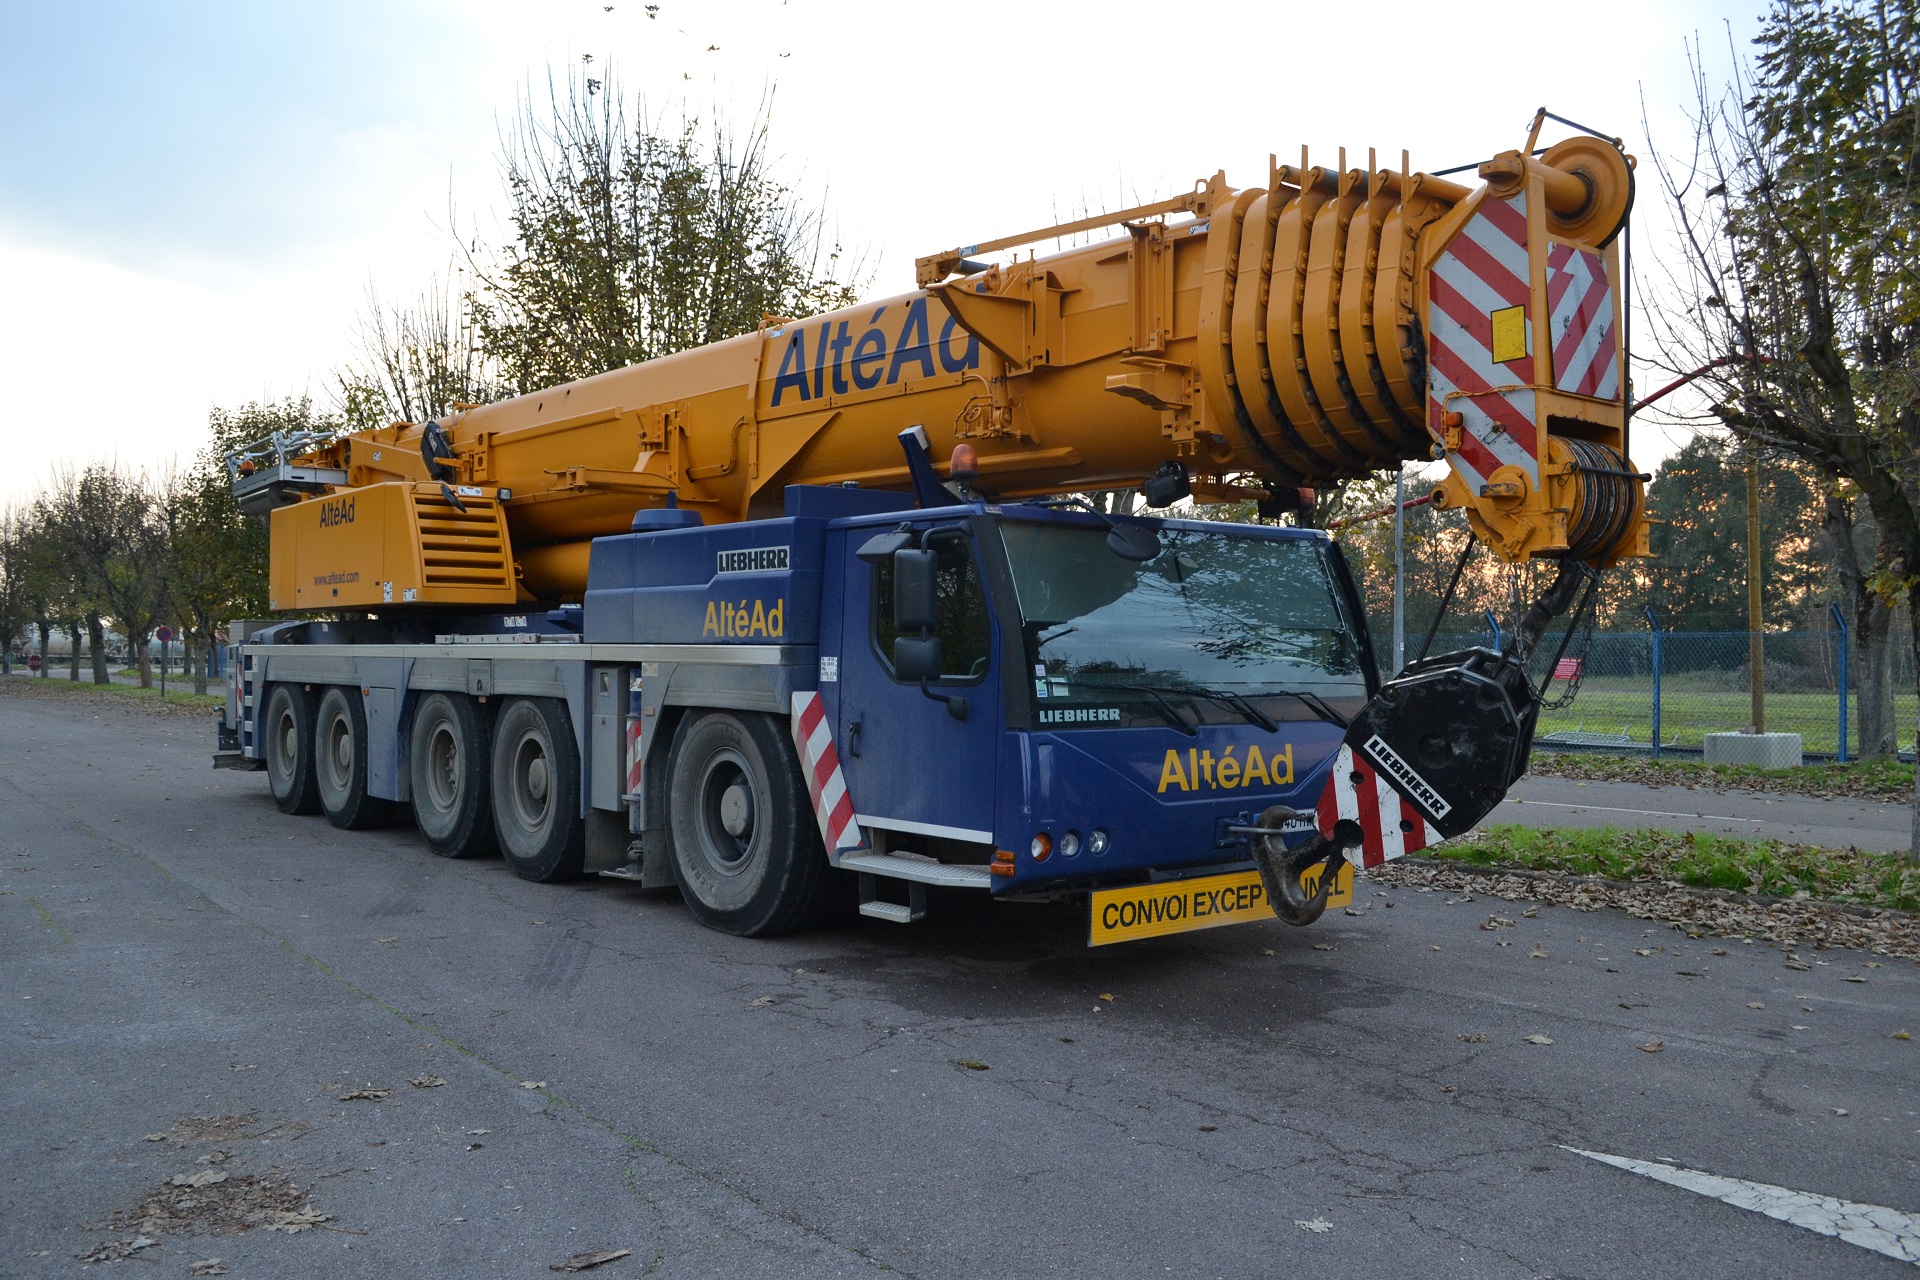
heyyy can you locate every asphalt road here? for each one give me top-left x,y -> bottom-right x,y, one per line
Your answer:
1499,775 -> 1914,853
4,695 -> 1917,1278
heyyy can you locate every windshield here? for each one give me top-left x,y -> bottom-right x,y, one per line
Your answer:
1000,520 -> 1370,729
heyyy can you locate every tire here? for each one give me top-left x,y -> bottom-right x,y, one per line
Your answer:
490,697 -> 585,883
408,692 -> 497,859
315,686 -> 395,830
263,684 -> 321,816
666,710 -> 836,937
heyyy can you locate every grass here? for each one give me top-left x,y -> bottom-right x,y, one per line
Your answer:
1529,752 -> 1914,802
1438,823 -> 1920,913
1534,683 -> 1919,755
0,672 -> 224,711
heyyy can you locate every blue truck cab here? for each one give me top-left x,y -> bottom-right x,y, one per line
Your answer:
578,481 -> 1378,941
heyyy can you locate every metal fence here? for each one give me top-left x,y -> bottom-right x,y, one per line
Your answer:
1390,607 -> 1917,761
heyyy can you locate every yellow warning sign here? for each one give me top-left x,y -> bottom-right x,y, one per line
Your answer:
1088,863 -> 1355,947
1490,304 -> 1529,364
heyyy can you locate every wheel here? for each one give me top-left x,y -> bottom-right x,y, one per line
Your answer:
408,692 -> 497,859
489,697 -> 585,882
315,686 -> 394,830
263,684 -> 321,815
665,711 -> 836,936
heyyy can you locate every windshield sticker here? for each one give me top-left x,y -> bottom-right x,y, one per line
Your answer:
1157,743 -> 1293,793
1038,707 -> 1121,725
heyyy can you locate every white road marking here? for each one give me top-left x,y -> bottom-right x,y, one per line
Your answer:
1503,798 -> 1765,824
1562,1146 -> 1920,1266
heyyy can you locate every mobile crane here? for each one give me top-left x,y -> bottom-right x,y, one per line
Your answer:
218,109 -> 1645,943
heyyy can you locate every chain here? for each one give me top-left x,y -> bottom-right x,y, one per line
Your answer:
1538,585 -> 1600,711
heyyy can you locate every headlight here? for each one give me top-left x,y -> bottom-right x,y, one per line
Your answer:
1088,828 -> 1110,855
1059,830 -> 1082,857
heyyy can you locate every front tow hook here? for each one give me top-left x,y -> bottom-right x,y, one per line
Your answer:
1243,805 -> 1354,927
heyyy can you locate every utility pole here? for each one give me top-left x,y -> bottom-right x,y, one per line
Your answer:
1747,444 -> 1764,732
1392,465 -> 1406,675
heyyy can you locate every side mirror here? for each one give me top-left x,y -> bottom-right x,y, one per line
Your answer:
893,548 -> 938,631
857,526 -> 915,565
893,634 -> 942,682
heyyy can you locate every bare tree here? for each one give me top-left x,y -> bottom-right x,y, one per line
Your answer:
466,66 -> 862,393
336,269 -> 501,433
1643,4 -> 1918,852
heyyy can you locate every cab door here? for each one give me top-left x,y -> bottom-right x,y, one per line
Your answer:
835,523 -> 1000,849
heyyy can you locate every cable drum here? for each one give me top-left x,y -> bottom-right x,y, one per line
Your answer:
1557,437 -> 1645,562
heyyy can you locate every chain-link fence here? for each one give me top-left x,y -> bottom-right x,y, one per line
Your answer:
1381,610 -> 1917,761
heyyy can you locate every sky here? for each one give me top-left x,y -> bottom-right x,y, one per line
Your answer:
0,0 -> 1766,504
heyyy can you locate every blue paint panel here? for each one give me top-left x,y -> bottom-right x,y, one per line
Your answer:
992,722 -> 1346,889
583,487 -> 918,645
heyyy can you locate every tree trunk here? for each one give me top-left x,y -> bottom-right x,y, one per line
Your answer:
1910,598 -> 1920,865
186,630 -> 206,696
135,630 -> 153,689
1854,597 -> 1897,760
88,614 -> 110,685
35,618 -> 50,678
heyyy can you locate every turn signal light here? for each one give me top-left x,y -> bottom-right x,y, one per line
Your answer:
991,849 -> 1017,877
1030,833 -> 1052,862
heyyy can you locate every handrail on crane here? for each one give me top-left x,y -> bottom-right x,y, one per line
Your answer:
915,171 -> 1232,287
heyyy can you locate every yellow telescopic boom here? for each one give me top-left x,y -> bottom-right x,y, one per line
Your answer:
240,112 -> 1644,612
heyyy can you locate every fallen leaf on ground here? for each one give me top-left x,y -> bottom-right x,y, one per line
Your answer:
1097,993 -> 1115,1002
1197,1125 -> 1218,1132
466,1143 -> 483,1151
1522,906 -> 1539,918
1440,1084 -> 1458,1093
410,1075 -> 447,1089
188,1261 -> 228,1277
1523,1034 -> 1553,1045
519,1081 -> 547,1090
1528,943 -> 1549,959
954,1059 -> 990,1071
143,1133 -> 167,1142
338,1089 -> 390,1102
1894,1030 -> 1911,1041
1620,1002 -> 1649,1009
1634,948 -> 1653,957
374,937 -> 396,945
467,1128 -> 490,1136
1676,970 -> 1702,978
170,1170 -> 229,1188
1457,1032 -> 1493,1043
1842,975 -> 1867,983
1748,1002 -> 1766,1010
1429,945 -> 1442,952
1640,1040 -> 1665,1053
1295,1218 -> 1334,1233
550,1249 -> 632,1272
261,1208 -> 329,1233
1311,943 -> 1335,951
1260,948 -> 1276,956
1832,1107 -> 1849,1116
1784,960 -> 1811,971
748,996 -> 775,1008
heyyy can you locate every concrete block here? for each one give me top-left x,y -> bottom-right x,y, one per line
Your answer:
1703,731 -> 1803,768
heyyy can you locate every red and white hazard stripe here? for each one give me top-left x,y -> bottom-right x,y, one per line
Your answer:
1314,743 -> 1442,869
1427,192 -> 1540,489
790,692 -> 864,854
1546,242 -> 1620,400
624,715 -> 644,798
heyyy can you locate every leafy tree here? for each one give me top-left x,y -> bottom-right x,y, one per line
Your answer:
1646,0 -> 1919,848
36,468 -> 118,684
0,511 -> 31,672
466,67 -> 861,394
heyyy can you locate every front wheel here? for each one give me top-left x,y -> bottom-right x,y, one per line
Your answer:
666,711 -> 836,936
490,697 -> 585,883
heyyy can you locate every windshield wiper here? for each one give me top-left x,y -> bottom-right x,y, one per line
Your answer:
1186,687 -> 1279,733
1277,689 -> 1350,729
1035,624 -> 1078,650
1098,683 -> 1198,736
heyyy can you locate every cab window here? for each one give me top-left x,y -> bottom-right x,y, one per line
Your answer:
872,538 -> 991,683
